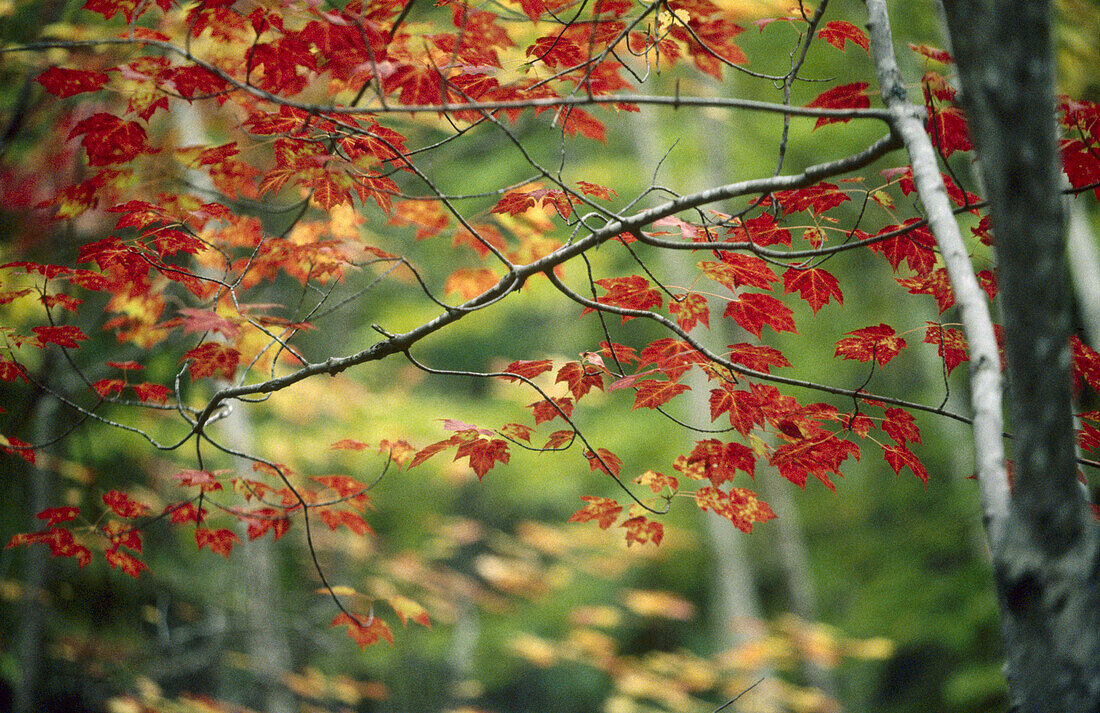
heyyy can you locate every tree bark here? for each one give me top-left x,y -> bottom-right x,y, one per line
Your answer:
939,1 -> 1100,710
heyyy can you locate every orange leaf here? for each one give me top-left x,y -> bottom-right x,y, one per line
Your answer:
694,486 -> 777,533
332,612 -> 393,648
318,508 -> 374,535
455,436 -> 510,479
620,516 -> 663,546
445,268 -> 498,300
388,594 -> 431,628
330,439 -> 370,451
634,469 -> 678,493
567,496 -> 622,529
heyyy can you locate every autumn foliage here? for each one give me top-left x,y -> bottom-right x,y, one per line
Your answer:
2,0 -> 1099,654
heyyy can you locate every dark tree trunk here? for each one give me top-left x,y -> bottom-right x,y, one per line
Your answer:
940,1 -> 1100,710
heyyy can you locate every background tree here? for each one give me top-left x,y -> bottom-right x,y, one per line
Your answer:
1,0 -> 1098,711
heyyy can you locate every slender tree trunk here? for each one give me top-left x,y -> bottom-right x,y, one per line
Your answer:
937,1 -> 1100,709
221,404 -> 296,713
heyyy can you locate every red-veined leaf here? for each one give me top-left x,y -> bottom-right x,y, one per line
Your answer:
632,379 -> 691,409
883,444 -> 929,485
723,292 -> 796,338
835,323 -> 907,366
818,21 -> 869,53
783,267 -> 843,313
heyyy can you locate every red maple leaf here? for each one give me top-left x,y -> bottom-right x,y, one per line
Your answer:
723,292 -> 797,338
708,383 -> 765,435
807,83 -> 870,128
183,343 -> 241,381
726,343 -> 791,374
699,254 -> 779,291
682,439 -> 756,486
897,268 -> 955,312
555,361 -> 605,400
68,113 -> 155,166
883,444 -> 929,485
246,508 -> 291,541
92,378 -> 125,399
529,396 -> 575,424
0,359 -> 28,382
195,527 -> 240,558
1062,138 -> 1100,200
909,43 -> 954,64
104,547 -> 148,578
319,509 -> 374,535
585,447 -> 623,476
589,275 -> 662,318
1072,336 -> 1100,392
694,486 -> 776,533
835,323 -> 907,366
501,359 -> 554,382
726,212 -> 792,246
769,434 -> 858,491
133,383 -> 172,404
818,21 -> 869,53
632,379 -> 691,409
37,67 -> 109,97
669,293 -> 710,331
455,436 -> 510,479
773,183 -> 850,215
527,36 -> 588,69
165,502 -> 206,524
866,218 -> 937,273
882,407 -> 922,446
923,322 -> 969,374
178,308 -> 241,340
32,325 -> 88,349
36,506 -> 81,526
559,107 -> 607,142
926,105 -> 972,157
102,490 -> 151,519
783,267 -> 843,313
567,496 -> 622,528
576,180 -> 617,200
